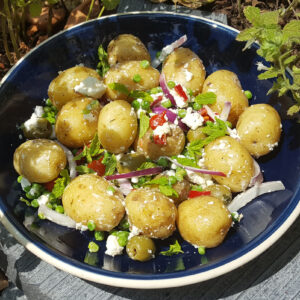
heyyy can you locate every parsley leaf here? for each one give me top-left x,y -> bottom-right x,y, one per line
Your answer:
108,82 -> 130,96
42,99 -> 58,125
76,165 -> 95,174
159,185 -> 178,197
194,92 -> 217,105
160,240 -> 184,256
172,156 -> 198,168
50,169 -> 70,200
143,176 -> 178,198
82,100 -> 100,115
97,45 -> 110,77
137,161 -> 157,170
102,152 -> 117,175
139,111 -> 150,138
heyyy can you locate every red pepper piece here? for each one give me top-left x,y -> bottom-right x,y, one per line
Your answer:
199,107 -> 207,116
150,112 -> 167,130
88,157 -> 106,176
188,190 -> 211,198
43,179 -> 56,192
174,84 -> 188,101
153,134 -> 167,145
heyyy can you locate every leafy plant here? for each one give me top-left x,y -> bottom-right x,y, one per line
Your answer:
236,5 -> 300,115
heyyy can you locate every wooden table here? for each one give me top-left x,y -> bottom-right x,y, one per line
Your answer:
1,1 -> 300,299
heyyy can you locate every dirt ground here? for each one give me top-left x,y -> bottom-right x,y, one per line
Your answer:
0,0 -> 298,80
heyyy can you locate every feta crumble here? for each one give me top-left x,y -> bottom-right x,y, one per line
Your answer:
74,76 -> 106,99
105,235 -> 124,257
181,107 -> 204,130
153,122 -> 171,138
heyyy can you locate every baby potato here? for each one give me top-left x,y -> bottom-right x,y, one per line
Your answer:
104,61 -> 160,101
48,66 -> 102,109
107,34 -> 151,66
55,97 -> 101,148
98,100 -> 138,153
13,139 -> 66,183
186,127 -> 206,143
204,136 -> 254,193
177,196 -> 232,248
162,47 -> 206,95
62,174 -> 125,232
236,104 -> 281,157
202,70 -> 248,126
136,125 -> 185,160
125,188 -> 177,239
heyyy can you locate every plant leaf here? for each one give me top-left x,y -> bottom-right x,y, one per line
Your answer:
101,0 -> 120,10
243,6 -> 262,27
287,105 -> 300,116
258,68 -> 279,80
194,92 -> 217,105
282,20 -> 300,44
29,0 -> 42,17
139,111 -> 150,138
160,240 -> 184,256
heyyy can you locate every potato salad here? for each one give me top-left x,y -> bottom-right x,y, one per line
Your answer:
13,34 -> 285,261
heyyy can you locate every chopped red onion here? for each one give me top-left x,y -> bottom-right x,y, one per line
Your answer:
38,204 -> 76,228
227,181 -> 285,212
249,159 -> 263,187
117,178 -> 132,196
105,167 -> 163,181
152,35 -> 187,68
152,106 -> 189,132
219,101 -> 232,121
159,73 -> 176,106
56,141 -> 77,179
161,156 -> 226,177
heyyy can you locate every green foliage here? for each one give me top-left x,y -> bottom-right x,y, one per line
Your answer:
102,152 -> 117,175
101,0 -> 120,10
139,111 -> 150,138
194,92 -> 217,105
160,240 -> 184,256
236,6 -> 300,116
96,45 -> 110,77
50,169 -> 70,200
143,176 -> 179,198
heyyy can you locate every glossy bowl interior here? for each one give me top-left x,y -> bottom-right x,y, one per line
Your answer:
0,12 -> 299,289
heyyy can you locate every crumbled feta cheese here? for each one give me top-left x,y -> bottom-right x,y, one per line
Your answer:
24,106 -> 45,132
74,76 -> 106,99
181,107 -> 204,130
267,142 -> 278,151
165,170 -> 176,177
131,176 -> 139,183
128,225 -> 141,240
34,106 -> 44,117
83,113 -> 96,122
229,128 -> 240,140
184,69 -> 193,82
169,88 -> 188,108
153,122 -> 171,138
186,170 -> 213,188
105,235 -> 124,257
75,222 -> 88,231
37,194 -> 49,206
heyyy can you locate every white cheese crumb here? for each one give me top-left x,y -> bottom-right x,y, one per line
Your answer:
75,222 -> 88,231
37,194 -> 49,206
131,176 -> 139,183
74,76 -> 106,99
24,106 -> 45,132
184,69 -> 193,82
153,122 -> 171,138
181,107 -> 204,130
128,225 -> 141,240
105,235 -> 124,257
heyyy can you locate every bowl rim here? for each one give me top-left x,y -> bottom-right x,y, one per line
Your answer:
0,11 -> 299,289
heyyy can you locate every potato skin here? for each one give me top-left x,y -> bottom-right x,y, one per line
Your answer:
104,61 -> 160,101
13,139 -> 66,183
55,97 -> 101,148
236,104 -> 281,157
204,136 -> 254,192
136,125 -> 185,160
62,174 -> 125,231
177,196 -> 232,248
98,100 -> 138,153
162,47 -> 206,95
202,70 -> 248,126
48,66 -> 102,109
125,188 -> 177,239
107,34 -> 151,66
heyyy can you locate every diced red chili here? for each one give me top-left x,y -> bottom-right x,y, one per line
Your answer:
199,107 -> 207,116
87,157 -> 106,176
174,84 -> 188,101
153,134 -> 167,145
43,179 -> 56,192
188,190 -> 211,198
150,112 -> 167,130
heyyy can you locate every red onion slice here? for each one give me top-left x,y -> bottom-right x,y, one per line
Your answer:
249,159 -> 264,187
152,106 -> 189,132
161,156 -> 226,177
38,204 -> 76,228
227,181 -> 285,212
152,35 -> 187,68
159,73 -> 176,106
56,141 -> 77,179
203,105 -> 217,121
117,178 -> 132,196
219,101 -> 232,121
105,167 -> 163,180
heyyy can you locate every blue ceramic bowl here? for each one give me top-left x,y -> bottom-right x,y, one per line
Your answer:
0,12 -> 299,288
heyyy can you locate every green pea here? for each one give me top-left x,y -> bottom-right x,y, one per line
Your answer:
161,100 -> 172,108
55,205 -> 64,214
94,231 -> 105,241
87,220 -> 96,231
168,176 -> 177,185
244,90 -> 252,99
119,218 -> 130,230
193,102 -> 202,111
132,100 -> 141,110
133,74 -> 141,83
141,100 -> 150,110
150,87 -> 162,94
88,241 -> 99,253
17,176 -> 23,183
178,109 -> 187,118
45,99 -> 52,106
156,157 -> 169,167
156,51 -> 161,58
43,106 -> 51,113
31,199 -> 39,208
198,246 -> 206,255
112,231 -> 129,247
167,81 -> 176,89
140,60 -> 150,69
46,203 -> 53,209
38,213 -> 45,220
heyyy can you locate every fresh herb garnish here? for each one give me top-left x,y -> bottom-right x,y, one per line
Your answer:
172,156 -> 198,168
111,231 -> 129,247
144,176 -> 178,198
96,44 -> 110,77
42,98 -> 58,125
75,165 -> 95,174
236,6 -> 300,115
160,240 -> 184,256
82,100 -> 100,115
194,92 -> 217,105
102,152 -> 117,175
139,111 -> 150,138
88,241 -> 99,253
108,82 -> 130,96
50,169 -> 70,200
137,161 -> 157,170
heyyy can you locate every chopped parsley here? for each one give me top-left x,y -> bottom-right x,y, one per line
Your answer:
139,111 -> 150,138
160,240 -> 184,256
102,152 -> 117,176
96,44 -> 109,77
